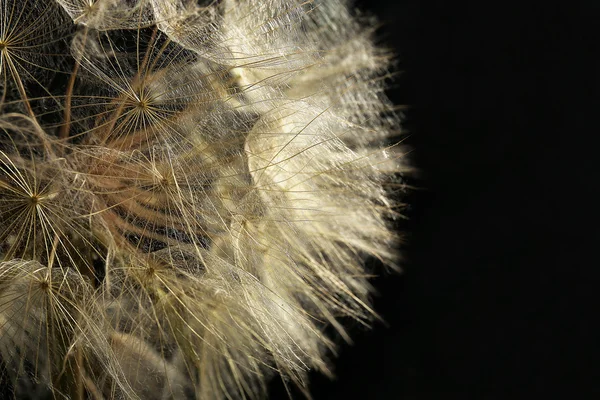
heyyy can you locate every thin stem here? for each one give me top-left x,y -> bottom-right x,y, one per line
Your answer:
7,57 -> 35,118
60,26 -> 89,140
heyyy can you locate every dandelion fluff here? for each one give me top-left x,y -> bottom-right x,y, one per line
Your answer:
0,0 -> 406,398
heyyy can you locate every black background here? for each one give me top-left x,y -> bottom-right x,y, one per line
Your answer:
270,0 -> 598,398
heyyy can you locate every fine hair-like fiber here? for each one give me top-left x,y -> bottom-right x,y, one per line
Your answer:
0,0 -> 407,398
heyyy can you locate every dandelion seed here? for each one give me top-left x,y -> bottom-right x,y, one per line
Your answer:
0,0 -> 407,398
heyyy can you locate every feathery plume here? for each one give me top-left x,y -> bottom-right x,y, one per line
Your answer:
0,0 -> 406,398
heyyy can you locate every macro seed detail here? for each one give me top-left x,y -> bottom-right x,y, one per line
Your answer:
0,0 -> 405,399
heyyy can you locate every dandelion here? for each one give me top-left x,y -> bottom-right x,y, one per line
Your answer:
0,0 -> 406,398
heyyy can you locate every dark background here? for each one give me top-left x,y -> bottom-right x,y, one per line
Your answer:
270,0 -> 598,398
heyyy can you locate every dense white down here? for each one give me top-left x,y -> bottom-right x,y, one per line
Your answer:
0,0 -> 405,399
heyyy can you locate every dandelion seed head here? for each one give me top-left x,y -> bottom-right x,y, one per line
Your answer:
0,0 -> 407,398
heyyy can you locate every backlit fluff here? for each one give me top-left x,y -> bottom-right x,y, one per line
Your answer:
0,0 -> 405,398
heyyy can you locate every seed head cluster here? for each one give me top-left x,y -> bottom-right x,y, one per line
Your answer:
0,0 -> 406,398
